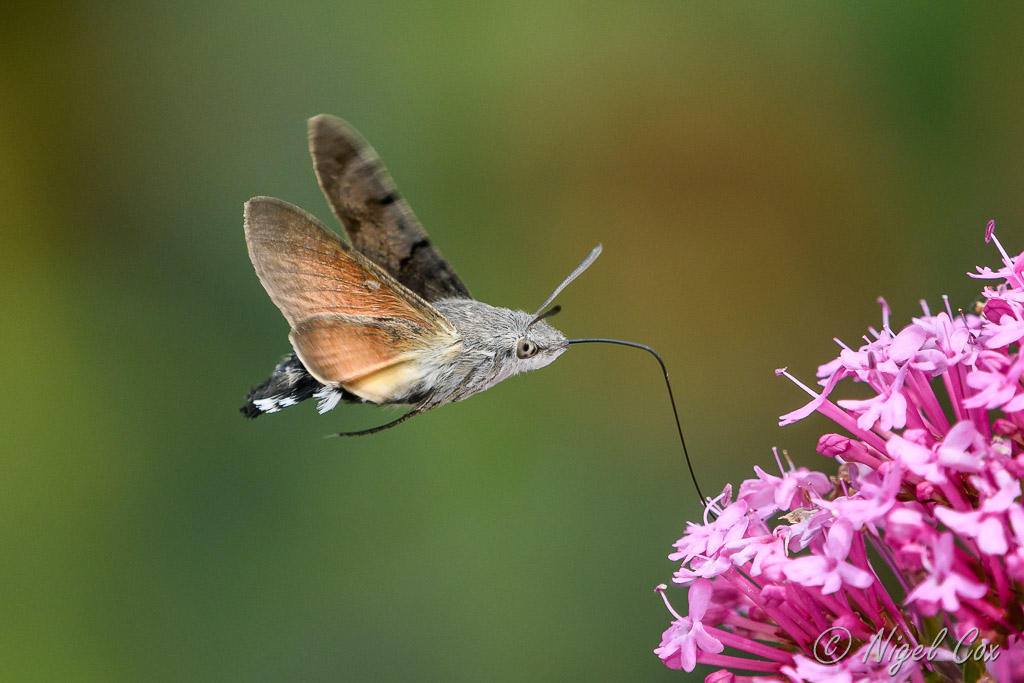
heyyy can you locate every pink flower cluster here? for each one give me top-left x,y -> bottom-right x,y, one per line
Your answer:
656,224 -> 1024,682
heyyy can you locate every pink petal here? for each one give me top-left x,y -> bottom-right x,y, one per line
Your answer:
680,637 -> 697,671
783,556 -> 828,585
825,520 -> 854,561
821,572 -> 842,595
950,574 -> 987,600
692,622 -> 724,654
837,563 -> 874,589
934,507 -> 980,536
889,325 -> 927,362
687,579 -> 713,620
976,517 -> 1008,555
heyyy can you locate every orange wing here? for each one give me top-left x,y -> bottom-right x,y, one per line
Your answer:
244,197 -> 459,387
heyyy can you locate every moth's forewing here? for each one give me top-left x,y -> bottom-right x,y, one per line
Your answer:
244,197 -> 459,391
308,114 -> 472,303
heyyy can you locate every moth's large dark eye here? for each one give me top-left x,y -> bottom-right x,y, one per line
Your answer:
516,338 -> 538,359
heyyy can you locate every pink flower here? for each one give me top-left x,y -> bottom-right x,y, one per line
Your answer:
811,463 -> 900,529
669,497 -> 750,566
737,456 -> 830,518
934,469 -> 1020,555
783,520 -> 874,594
978,306 -> 1024,348
655,224 -> 1024,681
654,579 -> 724,671
904,533 -> 987,615
964,353 -> 1024,410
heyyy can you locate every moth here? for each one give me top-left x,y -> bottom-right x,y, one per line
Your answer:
241,115 -> 601,434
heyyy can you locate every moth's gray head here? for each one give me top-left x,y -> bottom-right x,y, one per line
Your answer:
514,310 -> 569,372
428,245 -> 599,399
434,300 -> 568,375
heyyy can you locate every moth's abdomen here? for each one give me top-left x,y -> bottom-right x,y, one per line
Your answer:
241,353 -> 356,417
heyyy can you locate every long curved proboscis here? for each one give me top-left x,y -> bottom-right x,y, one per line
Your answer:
568,338 -> 706,506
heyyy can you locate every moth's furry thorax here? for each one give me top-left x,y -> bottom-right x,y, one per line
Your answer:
425,298 -> 569,406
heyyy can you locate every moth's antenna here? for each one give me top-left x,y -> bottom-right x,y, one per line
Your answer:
533,245 -> 602,317
567,338 -> 706,505
528,304 -> 562,329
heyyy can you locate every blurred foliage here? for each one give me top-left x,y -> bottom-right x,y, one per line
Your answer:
3,2 -> 1024,681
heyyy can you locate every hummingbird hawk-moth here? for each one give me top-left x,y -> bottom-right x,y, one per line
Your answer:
241,115 -> 600,435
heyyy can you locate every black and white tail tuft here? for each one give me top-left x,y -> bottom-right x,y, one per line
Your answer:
240,353 -> 352,417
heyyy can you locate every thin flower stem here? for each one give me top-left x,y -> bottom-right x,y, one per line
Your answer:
815,400 -> 890,454
723,569 -> 816,648
941,369 -> 969,424
903,400 -> 930,433
986,554 -> 1011,609
906,368 -> 951,434
707,625 -> 795,663
938,478 -> 971,511
695,652 -> 783,673
719,613 -> 792,641
846,534 -> 883,619
956,361 -> 990,437
785,583 -> 832,636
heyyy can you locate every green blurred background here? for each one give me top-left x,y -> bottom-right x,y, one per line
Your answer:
3,3 -> 1022,681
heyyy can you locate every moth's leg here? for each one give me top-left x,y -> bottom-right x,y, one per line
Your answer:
330,409 -> 422,437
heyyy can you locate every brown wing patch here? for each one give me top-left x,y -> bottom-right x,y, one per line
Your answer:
245,198 -> 460,391
308,114 -> 471,302
244,197 -> 454,331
